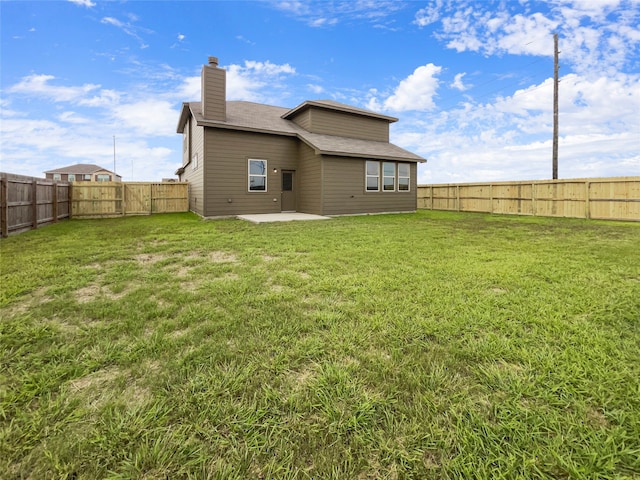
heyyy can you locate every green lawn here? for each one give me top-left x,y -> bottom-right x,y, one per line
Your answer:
1,211 -> 639,479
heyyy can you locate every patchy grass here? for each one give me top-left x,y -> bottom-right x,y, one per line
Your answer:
1,211 -> 639,479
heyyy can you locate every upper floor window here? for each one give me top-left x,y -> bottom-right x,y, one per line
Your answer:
248,159 -> 267,191
53,174 -> 61,181
96,174 -> 110,182
84,174 -> 91,180
366,161 -> 379,191
68,174 -> 76,182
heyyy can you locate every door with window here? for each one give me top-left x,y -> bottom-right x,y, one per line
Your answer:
281,170 -> 296,212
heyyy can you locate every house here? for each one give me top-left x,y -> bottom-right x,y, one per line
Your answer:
176,56 -> 425,217
44,164 -> 122,183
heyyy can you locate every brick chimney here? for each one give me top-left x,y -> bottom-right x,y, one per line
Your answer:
201,56 -> 226,121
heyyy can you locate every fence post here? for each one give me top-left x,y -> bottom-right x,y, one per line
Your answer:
52,181 -> 58,223
489,184 -> 494,214
585,181 -> 590,219
68,183 -> 74,218
1,175 -> 8,238
32,178 -> 38,230
456,185 -> 460,212
531,182 -> 536,216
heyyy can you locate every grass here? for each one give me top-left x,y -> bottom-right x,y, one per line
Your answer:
1,210 -> 639,479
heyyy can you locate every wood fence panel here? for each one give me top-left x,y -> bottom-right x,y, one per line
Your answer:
72,182 -> 123,217
152,183 -> 189,213
417,177 -> 640,222
71,182 -> 188,218
589,179 -> 640,221
0,173 -> 71,237
124,183 -> 152,215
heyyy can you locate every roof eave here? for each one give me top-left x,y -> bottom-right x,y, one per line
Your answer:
195,118 -> 298,137
319,151 -> 426,162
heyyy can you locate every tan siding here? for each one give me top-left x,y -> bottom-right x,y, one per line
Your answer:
309,109 -> 389,141
321,158 -> 417,215
297,143 -> 323,214
290,109 -> 312,131
203,130 -> 298,216
182,117 -> 205,215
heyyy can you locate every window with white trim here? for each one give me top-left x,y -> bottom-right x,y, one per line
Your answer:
248,159 -> 267,191
53,174 -> 61,181
398,163 -> 410,191
84,174 -> 91,180
366,161 -> 379,191
383,162 -> 395,191
97,174 -> 110,182
192,153 -> 198,171
68,174 -> 76,182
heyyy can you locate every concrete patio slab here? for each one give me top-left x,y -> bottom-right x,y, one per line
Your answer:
237,213 -> 331,224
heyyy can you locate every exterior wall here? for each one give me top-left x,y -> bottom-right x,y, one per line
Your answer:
321,157 -> 417,216
203,129 -> 298,216
181,117 -> 206,215
296,143 -> 323,215
291,108 -> 390,142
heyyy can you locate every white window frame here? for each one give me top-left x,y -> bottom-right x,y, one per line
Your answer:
96,174 -> 110,182
248,159 -> 267,192
192,153 -> 198,171
365,161 -> 380,192
53,173 -> 61,181
398,163 -> 410,192
68,174 -> 75,182
84,174 -> 91,180
382,162 -> 395,192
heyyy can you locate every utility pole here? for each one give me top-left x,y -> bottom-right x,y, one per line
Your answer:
113,135 -> 116,176
552,33 -> 559,180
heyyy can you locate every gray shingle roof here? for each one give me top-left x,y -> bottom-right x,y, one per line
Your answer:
44,164 -> 115,175
179,101 -> 425,163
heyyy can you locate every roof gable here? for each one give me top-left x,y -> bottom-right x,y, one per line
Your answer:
282,100 -> 398,123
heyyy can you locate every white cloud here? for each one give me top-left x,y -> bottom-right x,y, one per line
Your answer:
451,73 -> 469,91
307,84 -> 325,94
177,33 -> 185,41
100,15 -> 152,48
391,69 -> 640,183
422,1 -> 640,76
112,100 -> 179,136
8,74 -> 100,102
68,0 -> 95,7
414,0 -> 442,27
380,63 -> 442,112
273,0 -> 406,27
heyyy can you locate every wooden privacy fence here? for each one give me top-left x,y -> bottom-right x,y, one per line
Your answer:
71,181 -> 189,217
1,173 -> 71,237
417,177 -> 640,221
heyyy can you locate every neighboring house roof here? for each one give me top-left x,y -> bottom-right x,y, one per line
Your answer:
177,101 -> 425,163
44,164 -> 116,175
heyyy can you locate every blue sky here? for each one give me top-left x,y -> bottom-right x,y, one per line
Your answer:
1,0 -> 639,183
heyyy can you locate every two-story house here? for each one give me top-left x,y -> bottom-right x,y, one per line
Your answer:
176,56 -> 425,217
44,164 -> 121,183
